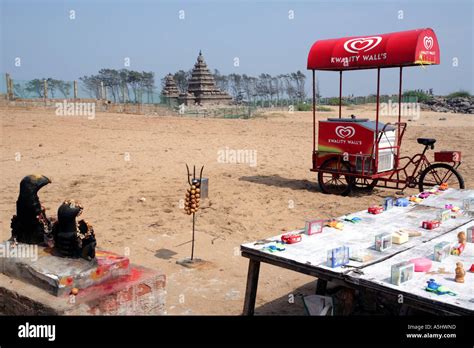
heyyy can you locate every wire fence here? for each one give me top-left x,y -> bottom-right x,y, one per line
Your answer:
1,73 -> 419,108
180,106 -> 255,119
76,81 -> 164,104
10,79 -> 75,99
0,74 -> 7,95
0,73 -> 167,104
318,95 -> 419,105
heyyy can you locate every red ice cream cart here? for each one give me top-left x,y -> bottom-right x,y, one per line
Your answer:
307,28 -> 465,195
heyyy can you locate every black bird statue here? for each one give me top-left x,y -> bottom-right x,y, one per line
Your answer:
52,200 -> 96,260
11,174 -> 53,244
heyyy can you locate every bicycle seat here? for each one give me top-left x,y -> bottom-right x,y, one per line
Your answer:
417,138 -> 436,146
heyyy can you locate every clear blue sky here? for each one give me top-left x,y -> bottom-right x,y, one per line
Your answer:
1,0 -> 472,96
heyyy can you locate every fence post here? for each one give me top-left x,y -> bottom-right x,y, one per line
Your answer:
9,77 -> 14,99
74,81 -> 78,99
100,81 -> 104,100
43,79 -> 48,100
6,73 -> 12,100
5,73 -> 10,98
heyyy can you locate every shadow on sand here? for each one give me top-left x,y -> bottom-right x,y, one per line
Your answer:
239,174 -> 318,191
239,174 -> 377,197
253,281 -> 317,315
252,279 -> 427,315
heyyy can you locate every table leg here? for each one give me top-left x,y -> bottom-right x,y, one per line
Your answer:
242,259 -> 260,316
399,304 -> 412,315
315,278 -> 328,295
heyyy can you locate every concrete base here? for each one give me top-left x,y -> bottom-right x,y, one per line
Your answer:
176,257 -> 213,270
0,265 -> 166,315
0,242 -> 130,296
0,242 -> 166,315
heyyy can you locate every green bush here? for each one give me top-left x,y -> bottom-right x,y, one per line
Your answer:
317,106 -> 332,112
296,103 -> 312,111
446,90 -> 471,99
296,104 -> 332,112
403,90 -> 433,103
327,97 -> 348,106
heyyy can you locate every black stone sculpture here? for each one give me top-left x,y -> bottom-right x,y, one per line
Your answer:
11,174 -> 53,244
52,200 -> 96,260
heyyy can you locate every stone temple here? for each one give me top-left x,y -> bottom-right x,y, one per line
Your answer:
179,51 -> 232,106
161,73 -> 180,99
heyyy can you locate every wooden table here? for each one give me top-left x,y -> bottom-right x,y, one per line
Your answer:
420,188 -> 474,211
349,221 -> 474,315
241,189 -> 473,315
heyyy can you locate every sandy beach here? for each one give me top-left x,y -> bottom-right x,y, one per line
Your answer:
1,104 -> 472,314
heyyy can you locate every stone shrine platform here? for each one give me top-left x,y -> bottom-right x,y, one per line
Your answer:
0,242 -> 166,315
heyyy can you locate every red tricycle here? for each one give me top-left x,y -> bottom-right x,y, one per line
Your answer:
307,28 -> 465,196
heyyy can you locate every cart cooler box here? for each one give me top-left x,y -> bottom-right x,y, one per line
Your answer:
316,117 -> 396,173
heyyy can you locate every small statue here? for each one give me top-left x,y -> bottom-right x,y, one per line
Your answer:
11,174 -> 53,244
451,231 -> 466,256
455,262 -> 465,283
52,200 -> 96,260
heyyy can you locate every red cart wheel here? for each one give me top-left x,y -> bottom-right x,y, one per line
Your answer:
354,178 -> 378,191
418,163 -> 465,192
318,158 -> 354,196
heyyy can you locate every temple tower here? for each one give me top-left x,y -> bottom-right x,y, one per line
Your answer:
181,51 -> 232,105
161,73 -> 180,99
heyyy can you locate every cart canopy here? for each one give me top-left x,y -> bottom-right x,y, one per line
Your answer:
307,28 -> 440,71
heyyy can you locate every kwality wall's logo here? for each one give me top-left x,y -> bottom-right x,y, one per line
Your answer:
331,36 -> 386,66
423,36 -> 434,50
335,126 -> 355,139
343,36 -> 382,54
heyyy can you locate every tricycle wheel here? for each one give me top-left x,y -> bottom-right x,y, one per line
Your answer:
318,158 -> 354,196
354,178 -> 378,191
418,163 -> 465,192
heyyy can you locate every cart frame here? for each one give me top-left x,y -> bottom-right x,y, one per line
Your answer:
307,29 -> 464,195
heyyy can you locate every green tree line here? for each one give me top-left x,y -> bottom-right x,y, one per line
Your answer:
80,69 -> 155,103
165,69 -> 313,104
14,78 -> 72,98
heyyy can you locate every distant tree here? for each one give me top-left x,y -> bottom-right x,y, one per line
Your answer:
273,75 -> 283,102
98,69 -> 121,102
55,80 -> 72,98
25,79 -> 45,98
126,70 -> 142,103
282,74 -> 296,101
119,69 -> 130,102
256,73 -> 270,101
292,71 -> 306,102
140,71 -> 155,103
214,69 -> 229,92
13,83 -> 27,98
241,74 -> 257,102
46,78 -> 61,98
228,73 -> 242,98
174,70 -> 191,94
79,75 -> 101,99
